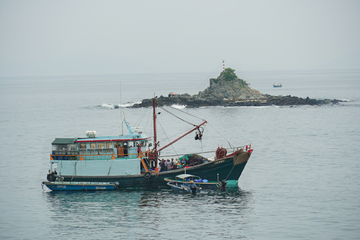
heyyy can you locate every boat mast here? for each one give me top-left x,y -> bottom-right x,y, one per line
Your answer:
153,97 -> 158,161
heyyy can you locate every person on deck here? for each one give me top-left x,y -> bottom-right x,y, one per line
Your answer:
171,158 -> 176,170
163,159 -> 167,172
167,159 -> 171,171
137,144 -> 142,158
189,179 -> 197,193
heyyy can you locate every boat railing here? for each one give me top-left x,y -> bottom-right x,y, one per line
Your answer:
156,145 -> 249,159
232,145 -> 252,154
229,145 -> 248,153
50,144 -> 251,161
50,152 -> 141,161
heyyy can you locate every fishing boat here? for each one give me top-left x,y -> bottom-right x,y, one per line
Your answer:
273,83 -> 282,88
164,174 -> 227,189
167,177 -> 200,194
43,98 -> 253,190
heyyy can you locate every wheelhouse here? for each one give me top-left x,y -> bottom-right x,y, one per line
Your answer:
51,135 -> 150,161
49,121 -> 152,177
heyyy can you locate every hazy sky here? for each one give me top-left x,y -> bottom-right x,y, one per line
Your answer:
1,0 -> 359,77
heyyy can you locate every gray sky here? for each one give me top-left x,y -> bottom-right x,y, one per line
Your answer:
1,0 -> 359,77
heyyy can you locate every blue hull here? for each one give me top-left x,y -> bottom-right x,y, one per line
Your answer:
167,181 -> 200,194
42,181 -> 117,191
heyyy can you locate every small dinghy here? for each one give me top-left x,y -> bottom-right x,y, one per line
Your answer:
167,181 -> 200,194
166,175 -> 201,194
164,174 -> 227,190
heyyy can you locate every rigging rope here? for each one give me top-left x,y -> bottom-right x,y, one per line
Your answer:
169,105 -> 207,122
224,164 -> 236,181
165,103 -> 232,149
160,125 -> 198,142
207,122 -> 233,149
158,104 -> 197,127
156,117 -> 178,155
153,101 -> 235,157
134,108 -> 149,128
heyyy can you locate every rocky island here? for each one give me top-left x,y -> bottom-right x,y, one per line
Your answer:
131,68 -> 342,108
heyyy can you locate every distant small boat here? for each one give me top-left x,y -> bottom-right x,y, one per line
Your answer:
42,181 -> 118,191
273,84 -> 282,88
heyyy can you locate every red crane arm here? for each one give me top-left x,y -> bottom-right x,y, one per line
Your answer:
157,120 -> 207,153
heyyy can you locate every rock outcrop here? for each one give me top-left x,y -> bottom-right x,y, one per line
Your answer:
131,68 -> 342,108
197,69 -> 266,101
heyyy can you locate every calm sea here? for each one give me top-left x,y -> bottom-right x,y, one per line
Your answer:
0,69 -> 359,239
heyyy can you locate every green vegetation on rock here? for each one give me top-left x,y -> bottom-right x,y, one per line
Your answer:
222,68 -> 238,81
213,68 -> 248,88
196,68 -> 261,101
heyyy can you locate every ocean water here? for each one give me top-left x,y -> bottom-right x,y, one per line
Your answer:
0,69 -> 360,239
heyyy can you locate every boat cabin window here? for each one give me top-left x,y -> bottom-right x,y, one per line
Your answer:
106,142 -> 113,148
98,142 -> 105,149
67,144 -> 77,151
52,145 -> 66,151
52,144 -> 77,151
80,143 -> 86,149
90,143 -> 96,149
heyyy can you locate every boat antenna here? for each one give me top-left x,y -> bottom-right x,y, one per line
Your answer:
120,82 -> 124,136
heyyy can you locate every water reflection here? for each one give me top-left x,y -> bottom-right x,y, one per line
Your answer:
43,188 -> 254,239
